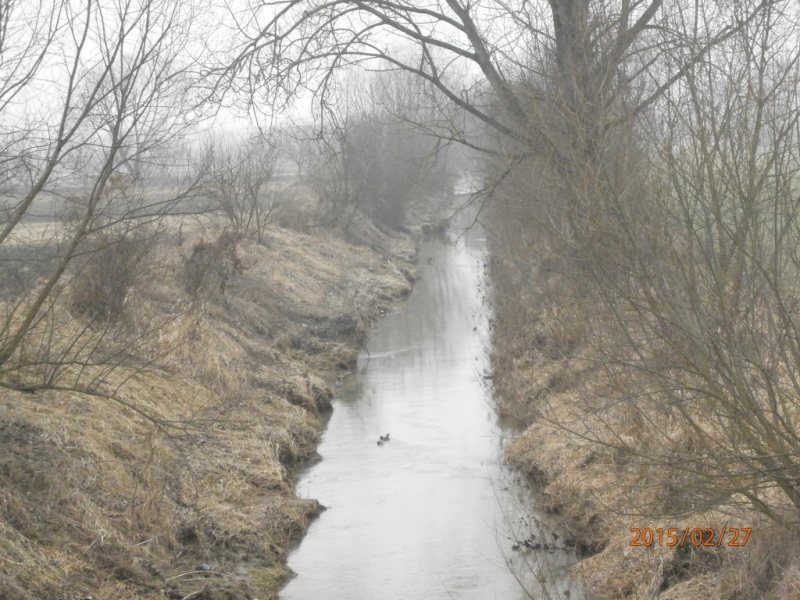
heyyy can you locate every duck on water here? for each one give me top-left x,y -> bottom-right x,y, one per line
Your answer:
376,434 -> 390,446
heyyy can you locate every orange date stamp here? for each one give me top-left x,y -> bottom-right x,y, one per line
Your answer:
630,527 -> 752,548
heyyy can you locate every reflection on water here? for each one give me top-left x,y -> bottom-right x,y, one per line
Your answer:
280,224 -> 581,600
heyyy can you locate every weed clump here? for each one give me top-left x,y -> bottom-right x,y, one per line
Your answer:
70,229 -> 152,323
183,230 -> 247,299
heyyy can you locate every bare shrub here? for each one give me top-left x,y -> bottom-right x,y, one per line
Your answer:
302,71 -> 452,231
69,228 -> 155,323
183,230 -> 247,300
275,197 -> 315,233
203,133 -> 286,243
713,521 -> 800,599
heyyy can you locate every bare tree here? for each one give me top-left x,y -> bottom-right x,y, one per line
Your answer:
208,0 -> 785,289
205,0 -> 800,542
0,0 -> 207,403
221,0 -> 777,160
583,1 -> 800,524
301,70 -> 452,230
202,132 -> 286,243
278,125 -> 315,178
487,0 -> 800,534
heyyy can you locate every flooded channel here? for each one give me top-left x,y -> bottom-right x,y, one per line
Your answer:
280,222 -> 582,600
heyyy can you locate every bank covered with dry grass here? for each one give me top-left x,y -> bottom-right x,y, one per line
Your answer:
0,213 -> 424,600
489,242 -> 800,600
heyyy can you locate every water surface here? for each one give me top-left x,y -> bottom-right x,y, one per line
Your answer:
281,225 -> 580,600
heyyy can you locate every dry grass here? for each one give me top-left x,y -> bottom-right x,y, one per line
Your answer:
493,303 -> 800,600
488,216 -> 800,599
0,216 -> 417,599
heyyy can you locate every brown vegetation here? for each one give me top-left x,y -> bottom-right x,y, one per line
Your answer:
491,217 -> 800,598
0,216 -> 420,599
5,0 -> 800,595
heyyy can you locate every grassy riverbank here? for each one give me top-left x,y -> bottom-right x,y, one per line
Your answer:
0,209 -> 443,599
489,246 -> 799,599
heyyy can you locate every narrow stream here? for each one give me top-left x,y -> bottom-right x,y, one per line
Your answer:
280,221 -> 582,600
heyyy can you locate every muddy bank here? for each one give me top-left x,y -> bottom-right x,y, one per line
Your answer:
0,213 -> 434,600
